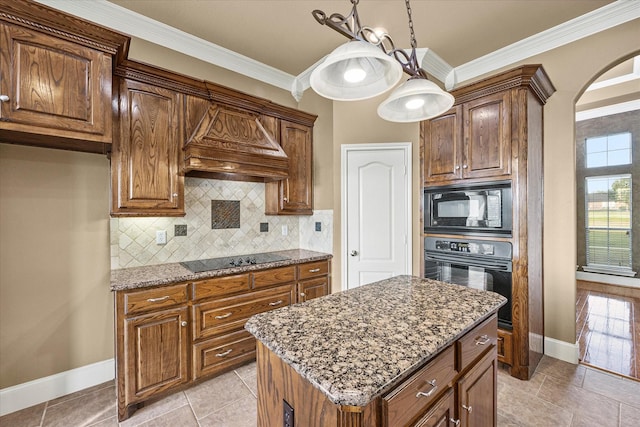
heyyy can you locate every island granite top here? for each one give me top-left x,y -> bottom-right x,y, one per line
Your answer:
110,249 -> 331,291
245,275 -> 506,407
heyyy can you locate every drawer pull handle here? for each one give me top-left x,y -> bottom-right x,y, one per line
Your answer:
216,349 -> 233,357
309,268 -> 321,273
147,296 -> 170,303
415,379 -> 437,398
475,335 -> 491,346
215,312 -> 233,319
462,404 -> 473,413
450,418 -> 460,426
269,300 -> 284,306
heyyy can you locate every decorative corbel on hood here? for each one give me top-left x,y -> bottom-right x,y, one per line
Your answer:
182,102 -> 289,181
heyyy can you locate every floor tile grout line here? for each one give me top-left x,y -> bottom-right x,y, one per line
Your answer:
38,400 -> 48,427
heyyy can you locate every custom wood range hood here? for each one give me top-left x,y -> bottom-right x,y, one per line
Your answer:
182,100 -> 289,182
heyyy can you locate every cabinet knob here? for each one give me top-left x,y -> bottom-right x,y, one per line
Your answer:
450,418 -> 460,426
172,193 -> 178,197
462,164 -> 468,169
455,165 -> 460,170
462,404 -> 473,413
0,95 -> 9,102
181,321 -> 187,327
283,197 -> 288,202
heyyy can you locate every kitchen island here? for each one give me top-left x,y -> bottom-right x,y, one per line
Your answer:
245,275 -> 506,427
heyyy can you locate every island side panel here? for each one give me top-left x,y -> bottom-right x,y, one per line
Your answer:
256,341 -> 379,427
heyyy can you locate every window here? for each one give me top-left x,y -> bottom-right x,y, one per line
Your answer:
586,132 -> 632,168
585,175 -> 632,270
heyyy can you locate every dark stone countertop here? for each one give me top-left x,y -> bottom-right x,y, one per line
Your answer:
245,275 -> 506,407
110,249 -> 332,291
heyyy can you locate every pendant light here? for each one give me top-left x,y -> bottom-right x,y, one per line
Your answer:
312,0 -> 454,122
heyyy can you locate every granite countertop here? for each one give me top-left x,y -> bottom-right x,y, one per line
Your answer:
110,249 -> 332,291
245,275 -> 506,407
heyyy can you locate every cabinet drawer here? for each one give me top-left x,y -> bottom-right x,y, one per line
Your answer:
457,315 -> 497,372
192,285 -> 294,340
297,260 -> 329,280
497,328 -> 513,365
383,345 -> 456,427
123,284 -> 189,315
192,274 -> 250,300
413,388 -> 455,427
192,329 -> 256,380
253,266 -> 295,289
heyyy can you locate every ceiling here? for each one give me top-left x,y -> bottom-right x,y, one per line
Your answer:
36,0 -> 639,104
105,0 -> 612,75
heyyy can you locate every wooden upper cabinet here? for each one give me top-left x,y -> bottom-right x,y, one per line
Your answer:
265,120 -> 313,215
423,105 -> 463,184
111,79 -> 185,216
423,91 -> 510,185
0,22 -> 113,151
462,91 -> 511,179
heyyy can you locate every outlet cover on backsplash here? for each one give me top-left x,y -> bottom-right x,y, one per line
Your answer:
110,178 -> 333,269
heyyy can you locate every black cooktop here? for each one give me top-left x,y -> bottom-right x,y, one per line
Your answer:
180,252 -> 289,273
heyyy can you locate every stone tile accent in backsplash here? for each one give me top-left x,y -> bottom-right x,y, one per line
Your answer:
111,177 -> 333,269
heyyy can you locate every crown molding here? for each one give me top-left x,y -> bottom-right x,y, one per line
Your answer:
446,0 -> 640,90
34,0 -> 296,92
35,0 -> 640,101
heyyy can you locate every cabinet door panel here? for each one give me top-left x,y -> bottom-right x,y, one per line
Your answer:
0,23 -> 111,143
413,388 -> 456,427
112,79 -> 184,215
462,92 -> 511,179
423,106 -> 463,184
457,349 -> 497,427
298,276 -> 328,303
125,307 -> 188,400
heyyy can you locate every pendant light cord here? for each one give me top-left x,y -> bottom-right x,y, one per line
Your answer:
405,0 -> 417,49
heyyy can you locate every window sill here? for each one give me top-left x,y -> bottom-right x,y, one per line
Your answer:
582,265 -> 637,277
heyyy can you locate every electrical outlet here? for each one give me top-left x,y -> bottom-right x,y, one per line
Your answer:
283,400 -> 294,427
281,225 -> 288,236
155,230 -> 167,245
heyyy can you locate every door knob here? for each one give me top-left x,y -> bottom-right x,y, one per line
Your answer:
350,250 -> 358,256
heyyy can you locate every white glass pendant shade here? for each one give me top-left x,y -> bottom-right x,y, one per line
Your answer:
310,40 -> 403,101
377,78 -> 455,122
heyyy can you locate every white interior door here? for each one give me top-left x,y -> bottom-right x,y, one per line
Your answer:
342,144 -> 412,290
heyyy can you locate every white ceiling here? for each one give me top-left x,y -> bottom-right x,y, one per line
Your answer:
36,0 -> 640,101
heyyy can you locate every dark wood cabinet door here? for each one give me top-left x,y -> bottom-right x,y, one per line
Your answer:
111,79 -> 185,216
0,23 -> 111,145
298,276 -> 328,303
423,106 -> 463,185
124,306 -> 189,400
456,349 -> 497,427
462,92 -> 511,179
414,388 -> 456,427
266,120 -> 313,215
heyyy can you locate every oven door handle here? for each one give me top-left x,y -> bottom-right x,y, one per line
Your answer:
425,252 -> 512,272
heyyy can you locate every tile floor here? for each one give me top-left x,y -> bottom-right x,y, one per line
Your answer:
576,281 -> 640,380
2,355 -> 640,427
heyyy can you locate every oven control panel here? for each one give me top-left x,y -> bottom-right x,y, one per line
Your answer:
426,237 -> 512,259
435,240 -> 494,255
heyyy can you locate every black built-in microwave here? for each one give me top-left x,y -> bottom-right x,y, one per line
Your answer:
424,181 -> 512,236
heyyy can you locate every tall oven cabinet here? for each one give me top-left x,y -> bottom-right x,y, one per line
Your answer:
421,65 -> 555,380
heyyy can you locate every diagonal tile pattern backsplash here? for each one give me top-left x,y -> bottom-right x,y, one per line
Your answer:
111,177 -> 332,269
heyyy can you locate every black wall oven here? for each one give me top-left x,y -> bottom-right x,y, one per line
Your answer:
424,181 -> 512,236
424,237 -> 513,330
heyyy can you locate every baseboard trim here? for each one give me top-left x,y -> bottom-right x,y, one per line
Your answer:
0,358 -> 115,417
576,271 -> 640,288
544,337 -> 579,364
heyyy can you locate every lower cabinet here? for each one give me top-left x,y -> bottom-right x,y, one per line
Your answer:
456,349 -> 497,427
413,388 -> 456,427
114,259 -> 331,421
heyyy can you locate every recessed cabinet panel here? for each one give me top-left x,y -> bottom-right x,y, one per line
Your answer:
423,106 -> 463,184
0,23 -> 112,146
111,79 -> 185,216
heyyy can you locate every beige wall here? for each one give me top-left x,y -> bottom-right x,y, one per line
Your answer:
0,144 -> 112,388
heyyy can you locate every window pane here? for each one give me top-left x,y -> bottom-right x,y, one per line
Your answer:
585,175 -> 632,269
586,136 -> 607,153
586,152 -> 607,168
585,133 -> 632,167
608,133 -> 631,151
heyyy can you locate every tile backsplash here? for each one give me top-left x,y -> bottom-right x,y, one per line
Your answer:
110,177 -> 333,269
